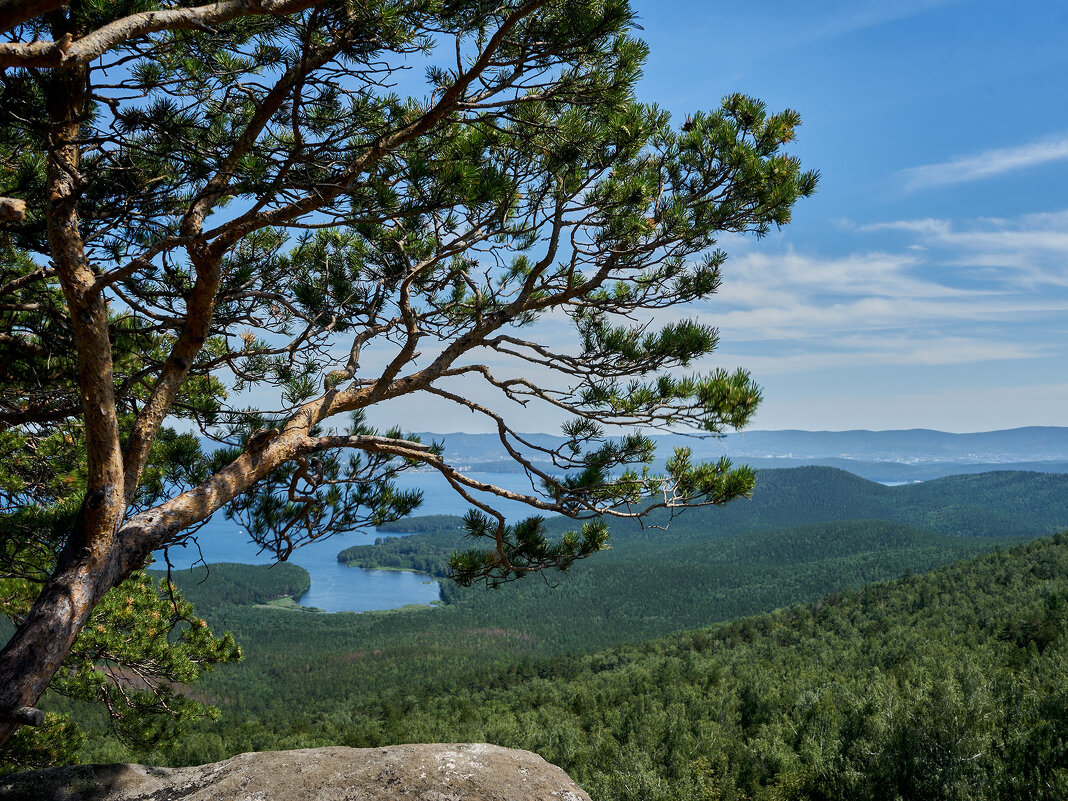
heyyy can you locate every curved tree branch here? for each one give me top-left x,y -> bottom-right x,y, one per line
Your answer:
0,0 -> 322,67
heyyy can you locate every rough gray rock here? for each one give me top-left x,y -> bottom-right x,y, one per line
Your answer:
0,743 -> 592,801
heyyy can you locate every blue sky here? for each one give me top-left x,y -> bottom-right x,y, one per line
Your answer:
615,0 -> 1068,431
352,1 -> 1068,435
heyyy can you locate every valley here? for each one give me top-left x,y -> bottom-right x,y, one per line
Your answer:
43,464 -> 1068,801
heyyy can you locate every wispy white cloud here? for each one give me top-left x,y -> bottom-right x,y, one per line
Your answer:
806,0 -> 962,45
867,210 -> 1068,286
716,335 -> 1047,376
715,247 -> 983,302
343,207 -> 1068,430
714,295 -> 1068,343
670,208 -> 1068,378
899,135 -> 1068,190
699,244 -> 1039,345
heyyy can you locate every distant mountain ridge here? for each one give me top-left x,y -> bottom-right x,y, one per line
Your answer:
720,426 -> 1068,461
413,427 -> 1068,481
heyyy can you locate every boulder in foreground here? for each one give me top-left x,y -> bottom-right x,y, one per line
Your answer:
0,743 -> 591,800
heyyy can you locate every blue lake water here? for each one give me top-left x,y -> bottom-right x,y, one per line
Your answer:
153,471 -> 550,613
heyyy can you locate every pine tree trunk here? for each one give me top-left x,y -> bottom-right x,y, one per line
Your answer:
0,29 -> 137,751
0,528 -> 131,746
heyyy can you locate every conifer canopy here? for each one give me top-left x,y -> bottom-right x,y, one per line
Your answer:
0,0 -> 816,750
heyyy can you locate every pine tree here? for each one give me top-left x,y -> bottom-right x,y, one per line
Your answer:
0,0 -> 816,750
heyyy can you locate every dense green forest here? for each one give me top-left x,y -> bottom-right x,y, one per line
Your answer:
24,468 -> 1068,799
73,527 -> 1068,800
592,467 -> 1068,541
342,467 -> 1068,579
332,533 -> 1068,800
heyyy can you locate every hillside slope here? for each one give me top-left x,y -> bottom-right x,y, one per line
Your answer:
345,533 -> 1068,801
367,467 -> 1068,550
595,467 -> 1068,541
354,467 -> 1068,579
63,467 -> 1068,790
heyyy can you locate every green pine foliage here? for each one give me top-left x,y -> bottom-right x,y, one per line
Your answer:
0,505 -> 243,772
2,0 -> 822,748
0,569 -> 240,775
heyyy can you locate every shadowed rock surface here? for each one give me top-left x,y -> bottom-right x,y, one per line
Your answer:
0,743 -> 592,800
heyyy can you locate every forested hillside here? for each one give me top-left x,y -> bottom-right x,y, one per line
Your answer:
611,467 -> 1068,541
335,533 -> 1068,801
106,517 -> 992,747
75,527 -> 1068,800
44,468 -> 1068,801
349,467 -> 1068,576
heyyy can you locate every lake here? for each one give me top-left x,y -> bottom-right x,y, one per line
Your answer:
153,471 -> 550,613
